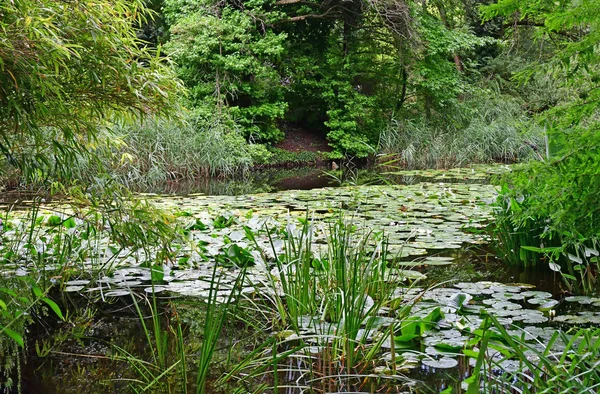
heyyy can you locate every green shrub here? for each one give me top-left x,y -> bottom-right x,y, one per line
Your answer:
491,127 -> 600,292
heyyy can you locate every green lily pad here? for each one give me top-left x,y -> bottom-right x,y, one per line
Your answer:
564,296 -> 593,304
422,357 -> 459,369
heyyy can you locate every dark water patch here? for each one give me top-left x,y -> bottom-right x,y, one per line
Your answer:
414,246 -> 566,298
130,166 -> 336,196
124,164 -> 507,196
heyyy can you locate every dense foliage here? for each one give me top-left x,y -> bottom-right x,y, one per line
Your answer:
486,0 -> 600,287
0,0 -> 181,184
161,0 -> 520,158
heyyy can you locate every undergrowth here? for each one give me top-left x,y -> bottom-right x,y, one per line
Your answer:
379,93 -> 544,169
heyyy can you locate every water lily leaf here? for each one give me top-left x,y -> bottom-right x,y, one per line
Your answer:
144,286 -> 166,293
521,291 -> 552,299
564,296 -> 593,304
65,280 -> 90,286
64,286 -> 85,292
103,290 -> 131,297
422,357 -> 458,369
448,293 -> 472,310
537,300 -> 559,311
422,256 -> 455,266
434,341 -> 464,353
229,230 -> 245,242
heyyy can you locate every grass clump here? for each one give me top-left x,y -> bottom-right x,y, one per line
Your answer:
379,94 -> 544,169
0,110 -> 272,191
223,218 -> 419,393
464,314 -> 600,393
105,111 -> 271,188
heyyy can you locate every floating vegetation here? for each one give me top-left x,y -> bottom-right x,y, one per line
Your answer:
2,167 -> 600,393
2,182 -> 497,300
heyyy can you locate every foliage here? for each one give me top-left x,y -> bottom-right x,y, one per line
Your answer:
164,0 -> 288,143
0,0 -> 181,183
267,148 -> 321,166
380,92 -> 544,168
485,0 -> 600,291
159,0 -> 500,158
99,111 -> 271,187
465,314 -> 600,393
224,218 -> 418,392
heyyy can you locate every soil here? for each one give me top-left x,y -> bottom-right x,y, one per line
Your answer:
274,124 -> 331,153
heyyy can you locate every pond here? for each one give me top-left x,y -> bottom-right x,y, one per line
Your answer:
1,165 -> 597,393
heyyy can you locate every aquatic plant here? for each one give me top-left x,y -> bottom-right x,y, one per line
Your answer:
110,292 -> 187,393
223,218 -> 421,392
465,314 -> 600,393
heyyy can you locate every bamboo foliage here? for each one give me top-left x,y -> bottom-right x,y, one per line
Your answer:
0,0 -> 183,182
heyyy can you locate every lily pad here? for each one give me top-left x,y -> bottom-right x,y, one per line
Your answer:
422,357 -> 459,369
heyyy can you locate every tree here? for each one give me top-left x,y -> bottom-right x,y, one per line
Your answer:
0,0 -> 182,183
164,0 -> 288,143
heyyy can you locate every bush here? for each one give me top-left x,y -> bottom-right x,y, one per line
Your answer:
491,127 -> 600,292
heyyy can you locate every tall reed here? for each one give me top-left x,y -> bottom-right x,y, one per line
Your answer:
227,218 -> 417,392
466,314 -> 600,393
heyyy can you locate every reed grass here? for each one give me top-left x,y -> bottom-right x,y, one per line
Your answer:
225,217 -> 419,392
467,314 -> 600,393
379,94 -> 544,169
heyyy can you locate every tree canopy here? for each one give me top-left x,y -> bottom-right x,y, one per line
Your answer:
163,0 -> 493,157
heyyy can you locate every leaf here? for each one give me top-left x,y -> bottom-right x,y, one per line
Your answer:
434,342 -> 463,352
448,292 -> 471,310
567,253 -> 583,264
188,219 -> 207,231
32,284 -> 43,298
47,215 -> 62,226
150,264 -> 165,283
41,297 -> 64,320
548,262 -> 561,272
213,215 -> 234,229
2,327 -> 24,347
394,333 -> 420,344
521,246 -> 562,253
422,357 -> 458,369
63,217 -> 76,229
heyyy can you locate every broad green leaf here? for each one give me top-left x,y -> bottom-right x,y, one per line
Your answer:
42,297 -> 64,320
2,327 -> 24,347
